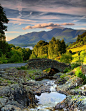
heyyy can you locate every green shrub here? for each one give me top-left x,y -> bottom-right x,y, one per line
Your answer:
75,67 -> 83,78
71,63 -> 81,70
63,67 -> 70,73
0,54 -> 8,63
60,74 -> 67,79
9,52 -> 23,63
75,67 -> 82,77
60,52 -> 72,63
17,66 -> 27,70
75,67 -> 86,84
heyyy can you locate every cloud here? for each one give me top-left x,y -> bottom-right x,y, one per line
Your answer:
1,0 -> 86,16
23,22 -> 75,30
5,31 -> 21,34
61,23 -> 75,25
8,18 -> 36,25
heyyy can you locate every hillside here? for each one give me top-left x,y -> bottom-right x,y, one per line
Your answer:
68,31 -> 86,51
66,32 -> 86,63
8,28 -> 85,45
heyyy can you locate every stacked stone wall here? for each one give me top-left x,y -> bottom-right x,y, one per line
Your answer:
27,58 -> 70,72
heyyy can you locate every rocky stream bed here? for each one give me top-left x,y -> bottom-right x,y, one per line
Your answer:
0,66 -> 86,111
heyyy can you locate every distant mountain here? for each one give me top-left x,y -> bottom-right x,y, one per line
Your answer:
8,28 -> 86,45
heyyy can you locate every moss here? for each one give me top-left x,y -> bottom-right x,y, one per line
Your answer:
0,96 -> 3,98
43,68 -> 51,73
17,66 -> 27,70
60,74 -> 67,79
63,67 -> 71,73
11,88 -> 14,90
74,86 -> 80,89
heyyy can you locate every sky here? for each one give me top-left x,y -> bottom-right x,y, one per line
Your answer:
0,0 -> 86,41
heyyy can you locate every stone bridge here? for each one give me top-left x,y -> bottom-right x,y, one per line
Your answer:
27,58 -> 70,72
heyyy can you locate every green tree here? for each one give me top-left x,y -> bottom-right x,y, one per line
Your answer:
48,41 -> 54,58
0,4 -> 10,60
60,39 -> 66,54
0,54 -> 8,63
22,48 -> 32,61
32,40 -> 48,58
60,52 -> 72,63
0,4 -> 9,35
9,50 -> 23,63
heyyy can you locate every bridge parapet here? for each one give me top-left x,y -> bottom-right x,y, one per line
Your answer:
27,58 -> 70,72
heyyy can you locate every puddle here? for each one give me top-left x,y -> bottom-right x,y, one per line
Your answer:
35,92 -> 66,107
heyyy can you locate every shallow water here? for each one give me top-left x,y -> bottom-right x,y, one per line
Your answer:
36,92 -> 66,107
29,79 -> 66,111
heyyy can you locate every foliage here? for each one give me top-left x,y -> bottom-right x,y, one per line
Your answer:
26,69 -> 42,80
71,50 -> 86,64
0,4 -> 9,34
75,67 -> 86,84
17,66 -> 27,70
77,32 -> 86,43
31,37 -> 66,59
60,52 -> 72,63
68,45 -> 86,53
71,63 -> 81,70
80,50 -> 86,64
0,44 -> 32,63
0,5 -> 32,63
29,53 -> 37,59
9,52 -> 23,63
0,54 -> 8,63
75,67 -> 83,77
63,67 -> 71,73
22,48 -> 32,61
68,31 -> 86,49
0,4 -> 9,60
0,41 -> 11,56
60,74 -> 67,79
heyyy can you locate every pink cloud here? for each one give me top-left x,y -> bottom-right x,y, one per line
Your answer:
38,16 -> 60,20
8,18 -> 36,25
1,1 -> 86,15
23,22 -> 75,30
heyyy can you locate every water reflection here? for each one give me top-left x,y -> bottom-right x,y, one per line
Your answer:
35,92 -> 66,107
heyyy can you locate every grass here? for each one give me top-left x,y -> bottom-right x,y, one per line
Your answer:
17,66 -> 27,70
27,69 -> 42,74
68,45 -> 86,53
72,53 -> 78,58
26,69 -> 43,80
60,74 -> 67,79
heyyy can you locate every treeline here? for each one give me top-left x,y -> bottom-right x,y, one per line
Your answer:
68,31 -> 86,49
0,4 -> 32,64
0,41 -> 32,63
30,37 -> 66,59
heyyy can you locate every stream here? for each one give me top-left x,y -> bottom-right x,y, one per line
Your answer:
29,79 -> 66,111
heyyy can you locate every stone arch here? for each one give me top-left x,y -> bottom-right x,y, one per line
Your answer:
27,58 -> 70,72
49,67 -> 60,76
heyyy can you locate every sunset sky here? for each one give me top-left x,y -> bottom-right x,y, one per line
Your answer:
0,0 -> 86,41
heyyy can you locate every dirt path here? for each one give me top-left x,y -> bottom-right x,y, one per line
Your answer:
0,63 -> 27,69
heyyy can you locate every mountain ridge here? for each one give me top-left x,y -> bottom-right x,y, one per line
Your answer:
8,28 -> 86,45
